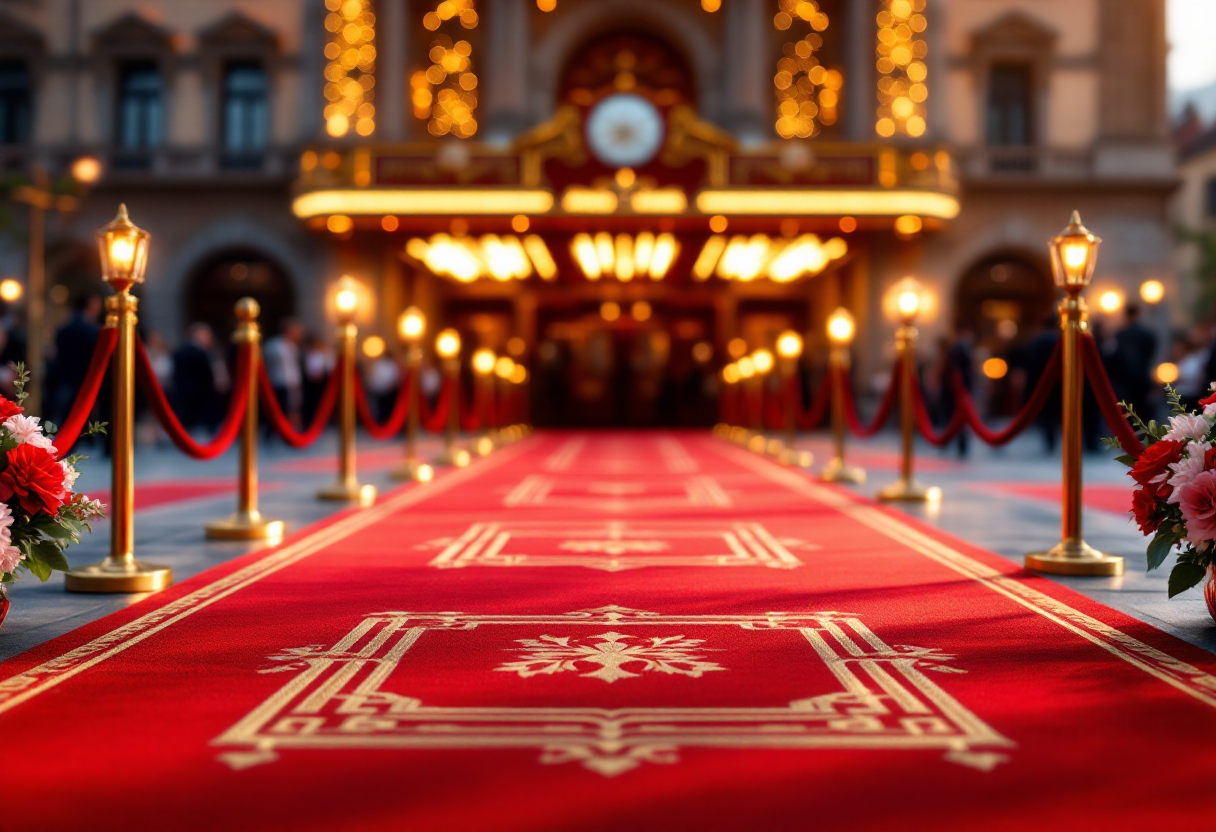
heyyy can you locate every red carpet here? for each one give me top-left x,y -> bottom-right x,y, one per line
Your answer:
1,432 -> 1214,831
90,478 -> 277,511
978,481 -> 1133,517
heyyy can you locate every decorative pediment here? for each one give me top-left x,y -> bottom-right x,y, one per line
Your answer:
91,12 -> 174,53
971,12 -> 1057,55
198,12 -> 279,53
0,10 -> 46,55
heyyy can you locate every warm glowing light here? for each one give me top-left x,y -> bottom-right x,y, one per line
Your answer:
615,168 -> 636,189
96,204 -> 150,289
406,233 -> 552,283
776,330 -> 803,360
70,156 -> 102,184
889,277 -> 924,323
509,364 -> 527,384
561,187 -> 618,214
826,307 -> 855,344
696,233 -> 846,283
631,301 -> 652,322
537,0 -> 555,10
1097,290 -> 1123,314
381,216 -> 399,232
416,464 -> 435,482
722,363 -> 741,384
875,0 -> 928,138
692,341 -> 713,363
0,279 -> 22,302
335,289 -> 359,316
412,1 -> 479,137
472,348 -> 496,375
630,189 -> 688,214
751,349 -> 775,375
1156,362 -> 1180,385
570,233 -> 678,282
839,216 -> 857,233
982,357 -> 1008,380
894,215 -> 923,236
523,235 -> 557,280
737,356 -> 756,379
709,215 -> 729,233
362,335 -> 386,358
327,215 -> 354,234
1049,211 -> 1100,290
324,0 -> 375,138
727,337 -> 748,359
294,189 -> 554,217
1140,280 -> 1165,304
600,301 -> 621,322
398,306 -> 426,342
702,0 -> 721,10
435,328 -> 461,358
494,356 -> 515,379
774,0 -> 839,137
696,190 -> 960,220
506,336 -> 526,356
511,214 -> 530,233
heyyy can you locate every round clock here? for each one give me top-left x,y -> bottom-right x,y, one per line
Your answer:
585,93 -> 664,169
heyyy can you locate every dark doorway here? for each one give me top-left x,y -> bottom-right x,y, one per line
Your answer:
183,250 -> 295,342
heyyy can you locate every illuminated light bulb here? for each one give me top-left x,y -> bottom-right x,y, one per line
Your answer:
511,214 -> 530,233
335,289 -> 359,315
1049,211 -> 1101,290
827,308 -> 855,344
751,349 -> 775,375
727,337 -> 748,359
634,232 -> 655,274
1140,280 -> 1165,304
982,357 -> 1008,380
897,290 -> 920,319
70,156 -> 102,184
631,301 -> 652,322
709,215 -> 729,233
1155,362 -> 1179,385
737,356 -> 756,378
894,215 -> 923,236
1097,290 -> 1123,314
523,235 -> 557,280
362,335 -> 386,358
615,233 -> 635,281
600,301 -> 621,322
890,276 -> 924,323
694,235 -> 728,280
494,356 -> 516,379
97,204 -> 150,288
435,328 -> 461,358
0,279 -> 22,302
472,348 -> 496,376
722,363 -> 741,384
327,215 -> 353,234
776,330 -> 803,360
595,232 -> 615,274
509,365 -> 527,384
415,464 -> 434,483
649,233 -> 678,279
398,306 -> 425,342
571,233 -> 602,280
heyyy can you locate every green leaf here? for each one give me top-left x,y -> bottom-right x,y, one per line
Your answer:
1114,454 -> 1136,467
22,555 -> 51,582
30,540 -> 68,573
1167,559 -> 1207,598
1147,532 -> 1176,571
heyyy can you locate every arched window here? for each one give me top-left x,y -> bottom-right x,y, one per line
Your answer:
954,253 -> 1055,348
183,251 -> 296,341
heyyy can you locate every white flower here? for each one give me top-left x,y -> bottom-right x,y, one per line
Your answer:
0,503 -> 22,574
3,414 -> 54,451
1166,442 -> 1211,504
60,460 -> 79,490
1163,413 -> 1213,443
1205,402 -> 1216,420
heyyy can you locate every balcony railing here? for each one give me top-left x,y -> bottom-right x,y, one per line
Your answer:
959,146 -> 1093,180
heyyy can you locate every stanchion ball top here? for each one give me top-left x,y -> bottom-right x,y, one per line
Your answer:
235,297 -> 261,321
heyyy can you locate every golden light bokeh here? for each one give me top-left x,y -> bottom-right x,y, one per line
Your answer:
0,279 -> 23,302
435,328 -> 461,358
982,357 -> 1008,380
751,349 -> 775,375
362,335 -> 386,358
1139,280 -> 1165,304
1155,362 -> 1179,384
827,307 -> 855,344
776,330 -> 804,359
1097,290 -> 1123,314
472,348 -> 496,375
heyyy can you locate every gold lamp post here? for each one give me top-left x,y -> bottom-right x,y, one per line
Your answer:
65,205 -> 172,593
494,355 -> 517,443
822,307 -> 865,484
205,298 -> 286,540
774,331 -> 812,467
1026,212 -> 1124,575
878,278 -> 940,502
318,276 -> 377,505
471,347 -> 497,454
434,328 -> 470,467
392,306 -> 431,481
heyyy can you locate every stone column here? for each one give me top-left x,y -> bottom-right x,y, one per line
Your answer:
482,0 -> 530,143
721,0 -> 770,144
301,0 -> 328,139
846,0 -> 875,141
377,0 -> 408,141
923,0 -> 947,141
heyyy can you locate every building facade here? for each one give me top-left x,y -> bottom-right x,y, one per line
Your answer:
0,0 -> 1174,425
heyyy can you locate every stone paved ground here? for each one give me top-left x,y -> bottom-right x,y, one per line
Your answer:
2,427 -> 1211,662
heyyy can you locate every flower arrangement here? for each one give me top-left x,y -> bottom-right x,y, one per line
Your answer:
0,366 -> 105,597
1116,385 -> 1216,601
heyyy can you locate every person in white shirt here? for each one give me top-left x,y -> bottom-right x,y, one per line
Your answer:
262,318 -> 305,431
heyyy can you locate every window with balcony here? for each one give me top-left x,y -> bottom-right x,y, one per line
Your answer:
115,62 -> 164,165
221,63 -> 269,168
0,61 -> 32,144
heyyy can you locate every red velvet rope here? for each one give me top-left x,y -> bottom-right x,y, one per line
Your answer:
793,371 -> 831,431
420,376 -> 453,433
460,382 -> 485,433
950,343 -> 1062,446
842,363 -> 900,438
353,367 -> 410,440
135,338 -> 251,460
910,380 -> 968,446
763,382 -> 785,431
52,327 -> 118,455
258,359 -> 340,448
1079,333 -> 1145,457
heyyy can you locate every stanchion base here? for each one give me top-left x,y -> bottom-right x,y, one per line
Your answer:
473,436 -> 495,456
821,458 -> 866,484
713,424 -> 731,439
746,434 -> 768,453
435,447 -> 471,468
205,511 -> 286,541
317,482 -> 377,505
64,558 -> 173,594
877,478 -> 942,502
728,427 -> 750,444
778,447 -> 814,468
1026,541 -> 1124,576
390,460 -> 435,482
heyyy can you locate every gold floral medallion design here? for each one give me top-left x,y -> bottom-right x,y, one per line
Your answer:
496,632 -> 724,683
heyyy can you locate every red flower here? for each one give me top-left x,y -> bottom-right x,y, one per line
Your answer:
1201,389 -> 1216,408
0,443 -> 67,516
1131,486 -> 1167,535
0,396 -> 21,421
1128,440 -> 1184,497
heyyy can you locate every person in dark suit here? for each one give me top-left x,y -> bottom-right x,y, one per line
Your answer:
1112,304 -> 1158,423
171,323 -> 219,433
47,294 -> 102,427
938,322 -> 975,458
1022,314 -> 1061,454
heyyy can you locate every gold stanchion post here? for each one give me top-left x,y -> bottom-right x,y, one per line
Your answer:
434,328 -> 470,467
391,306 -> 432,482
774,331 -> 812,467
822,308 -> 865,484
494,355 -> 516,444
318,276 -> 376,505
734,357 -> 756,443
1026,212 -> 1123,576
715,363 -> 741,439
206,299 -> 285,540
878,278 -> 940,502
65,205 -> 172,593
471,348 -> 496,455
749,349 -> 774,454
